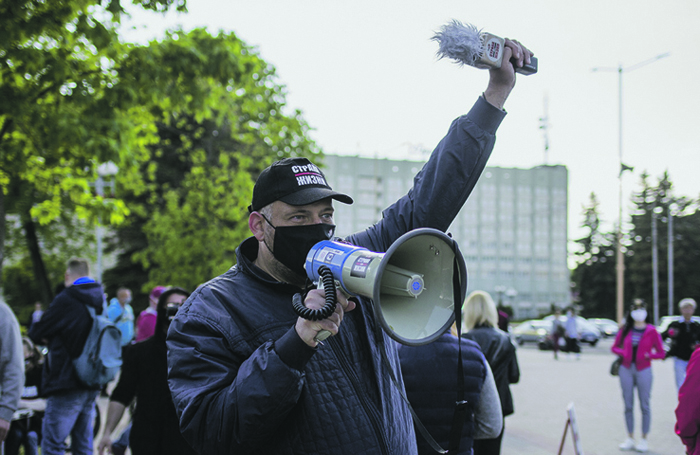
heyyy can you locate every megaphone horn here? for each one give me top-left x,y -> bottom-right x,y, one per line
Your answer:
302,228 -> 467,346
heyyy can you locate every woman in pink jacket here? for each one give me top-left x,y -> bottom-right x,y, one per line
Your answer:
676,347 -> 700,454
611,299 -> 665,453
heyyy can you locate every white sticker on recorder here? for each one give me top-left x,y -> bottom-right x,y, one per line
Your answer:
484,37 -> 502,62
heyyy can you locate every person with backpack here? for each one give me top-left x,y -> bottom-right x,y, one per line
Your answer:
29,258 -> 107,455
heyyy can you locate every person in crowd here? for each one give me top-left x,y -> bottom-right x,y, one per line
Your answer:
107,287 -> 135,348
399,323 -> 502,454
28,302 -> 44,331
166,38 -> 533,455
551,308 -> 566,360
564,307 -> 581,360
134,286 -> 165,342
662,297 -> 700,390
611,299 -> 665,453
0,300 -> 24,454
5,337 -> 44,455
497,305 -> 510,332
28,258 -> 104,455
675,344 -> 700,454
98,287 -> 195,455
461,290 -> 520,455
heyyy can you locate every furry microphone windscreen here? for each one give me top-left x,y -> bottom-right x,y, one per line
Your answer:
431,20 -> 484,67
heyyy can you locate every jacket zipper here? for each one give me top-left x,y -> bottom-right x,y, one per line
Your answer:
329,338 -> 391,455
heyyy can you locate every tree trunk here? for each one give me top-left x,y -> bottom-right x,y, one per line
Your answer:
23,214 -> 53,304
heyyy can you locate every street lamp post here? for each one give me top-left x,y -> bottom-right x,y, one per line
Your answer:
668,203 -> 676,316
651,205 -> 662,326
592,52 -> 670,324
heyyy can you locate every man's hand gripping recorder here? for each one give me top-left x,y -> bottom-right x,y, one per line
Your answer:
432,20 -> 538,75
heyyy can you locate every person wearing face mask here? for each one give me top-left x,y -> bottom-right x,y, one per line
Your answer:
611,299 -> 665,453
97,287 -> 195,455
166,36 -> 534,455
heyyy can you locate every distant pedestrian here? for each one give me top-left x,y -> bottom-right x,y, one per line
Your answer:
0,300 -> 25,454
611,299 -> 665,453
29,257 -> 104,455
662,298 -> 700,390
551,308 -> 566,360
564,307 -> 581,359
134,286 -> 165,342
675,345 -> 700,455
107,287 -> 135,348
462,290 -> 520,455
28,302 -> 43,331
497,306 -> 510,332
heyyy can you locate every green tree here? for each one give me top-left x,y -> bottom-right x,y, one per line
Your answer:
570,193 -> 617,318
0,0 -> 186,303
103,29 -> 321,306
627,171 -> 700,315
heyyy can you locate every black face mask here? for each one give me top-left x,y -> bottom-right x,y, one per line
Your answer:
262,216 -> 335,277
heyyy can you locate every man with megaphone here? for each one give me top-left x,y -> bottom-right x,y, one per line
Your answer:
166,38 -> 534,455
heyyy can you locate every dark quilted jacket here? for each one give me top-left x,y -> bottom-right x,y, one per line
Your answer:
166,96 -> 505,455
399,333 -> 486,454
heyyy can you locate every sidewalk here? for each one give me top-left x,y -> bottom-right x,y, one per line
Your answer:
501,338 -> 685,455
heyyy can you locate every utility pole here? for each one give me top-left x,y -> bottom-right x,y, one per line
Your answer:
651,206 -> 660,326
592,52 -> 670,324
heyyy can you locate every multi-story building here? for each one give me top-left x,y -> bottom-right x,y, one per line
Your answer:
322,154 -> 570,319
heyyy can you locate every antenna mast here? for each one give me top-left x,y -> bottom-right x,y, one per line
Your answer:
539,93 -> 550,164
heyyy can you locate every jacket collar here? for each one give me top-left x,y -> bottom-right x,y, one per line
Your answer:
236,237 -> 307,294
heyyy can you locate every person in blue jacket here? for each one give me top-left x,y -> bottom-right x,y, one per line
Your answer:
166,38 -> 534,455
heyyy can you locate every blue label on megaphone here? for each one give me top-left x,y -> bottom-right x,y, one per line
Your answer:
306,240 -> 369,290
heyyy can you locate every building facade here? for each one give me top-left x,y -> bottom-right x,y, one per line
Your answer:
322,154 -> 571,319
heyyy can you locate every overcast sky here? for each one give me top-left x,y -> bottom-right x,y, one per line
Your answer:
120,0 -> 700,248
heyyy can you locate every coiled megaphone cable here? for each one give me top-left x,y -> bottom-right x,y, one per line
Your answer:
292,266 -> 337,321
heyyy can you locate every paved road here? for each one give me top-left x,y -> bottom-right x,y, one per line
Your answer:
501,337 -> 686,455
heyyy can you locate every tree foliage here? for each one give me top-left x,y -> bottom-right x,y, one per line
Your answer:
0,0 -> 186,302
104,29 -> 321,304
1,1 -> 321,314
572,173 -> 700,320
570,193 -> 617,318
626,172 -> 700,314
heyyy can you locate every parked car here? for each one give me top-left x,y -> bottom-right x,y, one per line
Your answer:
539,315 -> 601,348
513,319 -> 551,346
588,318 -> 620,338
657,315 -> 700,334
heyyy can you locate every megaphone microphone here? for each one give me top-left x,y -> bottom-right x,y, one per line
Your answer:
295,228 -> 467,346
432,20 -> 538,75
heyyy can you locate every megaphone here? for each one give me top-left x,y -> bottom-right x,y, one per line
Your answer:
302,228 -> 467,346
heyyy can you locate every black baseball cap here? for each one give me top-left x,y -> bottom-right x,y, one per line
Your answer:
248,157 -> 353,212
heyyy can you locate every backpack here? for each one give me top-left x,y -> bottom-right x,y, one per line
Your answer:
72,305 -> 123,388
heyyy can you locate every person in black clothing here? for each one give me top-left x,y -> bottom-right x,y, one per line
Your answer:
662,298 -> 700,390
97,287 -> 196,455
462,290 -> 520,455
399,325 -> 502,455
28,257 -> 104,455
